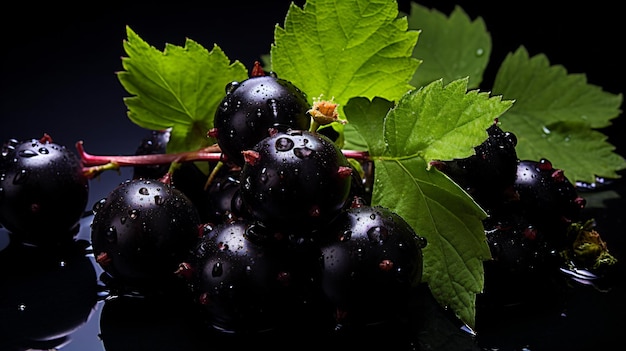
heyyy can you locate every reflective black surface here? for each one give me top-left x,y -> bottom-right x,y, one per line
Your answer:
1,176 -> 624,351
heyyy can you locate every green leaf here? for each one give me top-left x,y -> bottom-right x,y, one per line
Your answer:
407,3 -> 491,90
270,0 -> 421,147
492,46 -> 626,183
372,157 -> 489,329
343,79 -> 511,328
385,78 -> 513,163
117,26 -> 248,157
342,96 -> 394,154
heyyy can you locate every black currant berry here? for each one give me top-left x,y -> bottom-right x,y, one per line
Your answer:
482,211 -> 555,275
132,129 -> 171,180
318,204 -> 426,329
240,129 -> 353,232
432,120 -> 518,211
189,217 -> 294,334
513,158 -> 586,236
0,134 -> 89,246
203,167 -> 247,224
211,62 -> 311,166
91,178 -> 201,292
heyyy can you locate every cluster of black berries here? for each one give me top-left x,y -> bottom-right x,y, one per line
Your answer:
431,119 -> 603,310
88,64 -> 426,346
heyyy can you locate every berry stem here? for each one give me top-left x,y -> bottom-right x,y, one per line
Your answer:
76,141 -> 223,166
341,149 -> 370,161
76,141 -> 371,168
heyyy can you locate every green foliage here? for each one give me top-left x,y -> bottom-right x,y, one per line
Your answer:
492,47 -> 626,183
118,26 -> 248,159
384,78 -> 513,163
270,0 -> 421,150
407,3 -> 491,89
113,0 -> 624,331
344,78 -> 512,328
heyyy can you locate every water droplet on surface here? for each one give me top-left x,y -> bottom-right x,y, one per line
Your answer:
475,48 -> 484,56
138,187 -> 149,195
38,147 -> 49,154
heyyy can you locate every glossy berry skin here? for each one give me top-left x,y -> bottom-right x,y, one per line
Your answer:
513,158 -> 585,239
213,75 -> 311,166
91,178 -> 201,291
203,168 -> 247,224
0,137 -> 89,245
132,129 -> 170,180
240,130 -> 352,232
318,205 -> 426,329
190,218 -> 294,334
434,121 -> 518,211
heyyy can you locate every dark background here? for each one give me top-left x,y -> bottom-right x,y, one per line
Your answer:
2,0 -> 624,206
1,2 -> 625,350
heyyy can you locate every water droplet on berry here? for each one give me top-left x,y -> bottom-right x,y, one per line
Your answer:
275,137 -> 294,152
225,81 -> 240,94
417,236 -> 427,248
538,158 -> 552,171
18,149 -> 37,158
129,209 -> 140,220
339,230 -> 352,241
212,261 -> 224,277
367,226 -> 388,243
138,187 -> 149,195
13,169 -> 29,184
92,198 -> 106,213
475,48 -> 484,56
38,147 -> 49,154
105,226 -> 117,243
294,147 -> 313,159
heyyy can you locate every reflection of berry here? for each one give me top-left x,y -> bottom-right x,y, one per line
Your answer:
91,178 -> 201,291
0,134 -> 89,246
240,130 -> 352,232
0,241 -> 98,350
212,62 -> 311,166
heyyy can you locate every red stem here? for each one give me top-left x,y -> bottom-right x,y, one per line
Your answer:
76,140 -> 371,167
341,149 -> 370,161
76,141 -> 223,166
